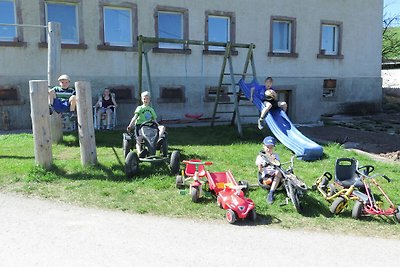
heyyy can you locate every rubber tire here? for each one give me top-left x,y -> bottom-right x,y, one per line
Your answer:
169,151 -> 180,175
352,200 -> 363,220
395,209 -> 400,223
191,186 -> 200,203
125,151 -> 139,178
330,197 -> 347,215
226,209 -> 237,224
288,182 -> 302,213
176,175 -> 184,188
123,138 -> 130,159
160,138 -> 168,157
248,208 -> 257,222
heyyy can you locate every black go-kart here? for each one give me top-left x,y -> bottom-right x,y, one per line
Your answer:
123,121 -> 180,178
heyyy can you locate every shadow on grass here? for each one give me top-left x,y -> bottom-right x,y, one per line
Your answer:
0,155 -> 35,160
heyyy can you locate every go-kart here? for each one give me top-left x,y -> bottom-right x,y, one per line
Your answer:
313,158 -> 400,223
258,153 -> 308,213
176,159 -> 256,224
122,120 -> 180,177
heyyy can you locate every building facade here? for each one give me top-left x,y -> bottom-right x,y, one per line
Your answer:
0,0 -> 383,129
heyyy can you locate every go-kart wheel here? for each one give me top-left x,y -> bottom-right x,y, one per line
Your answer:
395,208 -> 400,223
226,209 -> 237,224
125,151 -> 139,178
352,200 -> 363,220
169,151 -> 180,175
160,138 -> 168,157
248,208 -> 257,222
330,197 -> 347,215
176,175 -> 184,188
191,186 -> 200,203
123,138 -> 130,159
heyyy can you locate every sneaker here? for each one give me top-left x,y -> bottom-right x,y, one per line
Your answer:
267,192 -> 274,204
258,118 -> 265,130
49,105 -> 54,115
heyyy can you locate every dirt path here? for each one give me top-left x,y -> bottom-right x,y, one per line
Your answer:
1,192 -> 399,267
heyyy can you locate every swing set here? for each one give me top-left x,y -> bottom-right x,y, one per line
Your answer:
137,35 -> 257,137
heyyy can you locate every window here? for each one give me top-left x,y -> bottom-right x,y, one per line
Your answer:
0,0 -> 16,41
205,11 -> 236,53
157,86 -> 186,103
46,2 -> 78,44
39,0 -> 85,48
154,6 -> 189,52
104,7 -> 132,46
318,21 -> 343,59
97,3 -> 137,51
208,16 -> 229,51
269,16 -> 297,57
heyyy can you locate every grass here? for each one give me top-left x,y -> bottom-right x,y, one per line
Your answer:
1,125 -> 400,238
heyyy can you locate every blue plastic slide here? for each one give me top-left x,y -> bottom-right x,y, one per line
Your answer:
238,79 -> 323,161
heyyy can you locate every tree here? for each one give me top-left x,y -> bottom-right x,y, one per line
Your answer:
382,7 -> 400,61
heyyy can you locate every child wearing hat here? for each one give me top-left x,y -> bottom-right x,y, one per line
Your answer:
126,91 -> 166,157
48,74 -> 77,115
255,136 -> 282,204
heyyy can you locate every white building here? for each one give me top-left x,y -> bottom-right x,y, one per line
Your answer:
0,0 -> 384,129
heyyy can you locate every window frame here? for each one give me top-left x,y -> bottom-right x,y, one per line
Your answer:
204,11 -> 236,55
39,0 -> 87,49
268,16 -> 298,58
97,2 -> 138,52
318,20 -> 343,59
153,5 -> 190,54
0,0 -> 26,47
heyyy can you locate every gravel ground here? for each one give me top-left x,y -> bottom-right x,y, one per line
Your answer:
1,192 -> 399,267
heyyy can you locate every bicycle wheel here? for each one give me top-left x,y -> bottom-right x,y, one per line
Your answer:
288,182 -> 302,213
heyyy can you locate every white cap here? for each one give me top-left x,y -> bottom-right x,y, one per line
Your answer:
58,74 -> 70,81
141,91 -> 150,98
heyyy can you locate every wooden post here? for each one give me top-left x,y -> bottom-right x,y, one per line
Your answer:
47,21 -> 63,143
29,80 -> 52,169
75,81 -> 97,166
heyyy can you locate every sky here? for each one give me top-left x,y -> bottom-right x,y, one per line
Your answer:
384,0 -> 400,17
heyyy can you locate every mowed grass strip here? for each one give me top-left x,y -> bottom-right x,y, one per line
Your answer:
1,126 -> 400,238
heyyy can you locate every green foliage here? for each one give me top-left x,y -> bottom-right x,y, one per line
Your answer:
0,126 -> 399,237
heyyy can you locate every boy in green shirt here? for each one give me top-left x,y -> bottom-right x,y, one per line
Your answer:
127,91 -> 166,157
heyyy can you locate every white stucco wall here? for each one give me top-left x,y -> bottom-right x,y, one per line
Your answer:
0,0 -> 384,129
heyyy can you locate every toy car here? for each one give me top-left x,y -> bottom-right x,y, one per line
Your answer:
123,120 -> 180,177
177,159 -> 256,224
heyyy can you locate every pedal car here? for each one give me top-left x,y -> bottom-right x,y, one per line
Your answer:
123,120 -> 180,177
176,159 -> 255,224
313,158 -> 400,222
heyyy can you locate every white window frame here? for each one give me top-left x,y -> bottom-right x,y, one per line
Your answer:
321,24 -> 339,55
0,0 -> 17,41
45,1 -> 79,44
157,11 -> 184,49
272,20 -> 291,53
207,15 -> 230,51
103,6 -> 132,47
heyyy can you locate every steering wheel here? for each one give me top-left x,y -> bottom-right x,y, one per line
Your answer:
138,120 -> 157,129
359,165 -> 374,175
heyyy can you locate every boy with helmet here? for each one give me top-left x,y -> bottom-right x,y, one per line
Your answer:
255,136 -> 282,204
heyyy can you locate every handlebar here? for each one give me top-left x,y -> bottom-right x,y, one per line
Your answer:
382,175 -> 392,183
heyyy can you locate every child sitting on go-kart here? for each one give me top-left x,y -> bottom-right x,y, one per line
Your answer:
255,136 -> 283,204
126,91 -> 166,157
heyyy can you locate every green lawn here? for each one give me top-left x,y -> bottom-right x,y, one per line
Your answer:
1,125 -> 400,238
